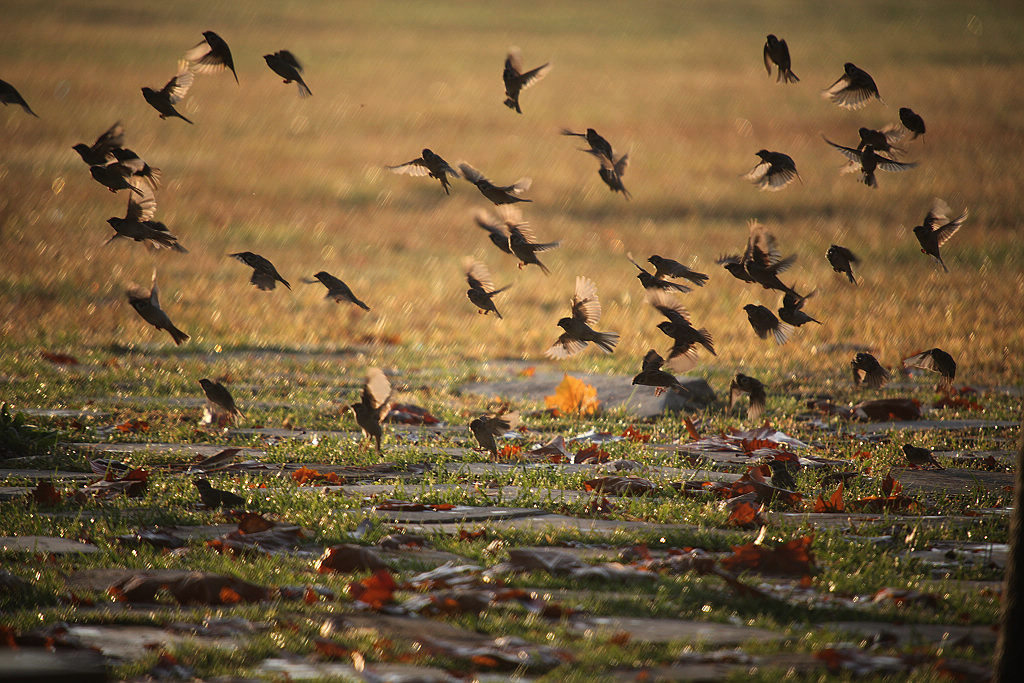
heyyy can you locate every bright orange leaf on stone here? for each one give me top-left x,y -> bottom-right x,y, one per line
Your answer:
544,374 -> 600,416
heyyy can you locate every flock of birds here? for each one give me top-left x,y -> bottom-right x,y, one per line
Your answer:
1,30 -> 968,465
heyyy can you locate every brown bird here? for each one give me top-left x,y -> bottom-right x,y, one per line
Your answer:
459,163 -> 532,204
312,271 -> 369,310
561,127 -> 614,163
465,259 -> 511,319
199,378 -> 243,421
90,163 -> 145,196
474,205 -> 523,255
348,368 -> 392,453
502,47 -> 551,114
778,289 -> 820,328
902,444 -> 943,470
737,221 -> 798,294
822,62 -> 882,109
632,349 -> 688,396
647,255 -> 709,287
141,62 -> 194,123
230,252 -> 291,291
729,373 -> 767,421
0,78 -> 38,117
598,154 -> 631,199
763,34 -> 798,83
913,199 -> 967,273
648,290 -> 715,369
387,149 -> 460,195
469,408 -> 520,458
546,276 -> 618,359
628,254 -> 690,293
264,50 -> 311,97
856,127 -> 902,155
507,223 -> 559,275
744,304 -> 791,345
105,184 -> 187,252
127,272 -> 189,345
184,30 -> 238,83
826,245 -> 859,285
110,148 -> 161,190
193,478 -> 246,509
823,138 -> 916,188
898,107 -> 926,141
903,348 -> 956,388
745,150 -> 800,191
73,122 -> 125,166
851,352 -> 889,388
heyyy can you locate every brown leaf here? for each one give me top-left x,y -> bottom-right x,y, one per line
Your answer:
544,375 -> 600,416
28,481 -> 61,506
728,500 -> 764,528
347,569 -> 397,608
315,544 -> 388,573
852,398 -> 921,421
583,476 -> 657,496
813,482 -> 845,513
40,351 -> 79,365
720,534 -> 816,577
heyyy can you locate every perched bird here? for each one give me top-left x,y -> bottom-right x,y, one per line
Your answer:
898,107 -> 926,140
826,245 -> 859,285
768,461 -> 798,490
105,184 -> 187,252
141,62 -> 194,123
127,272 -> 189,345
729,373 -> 767,421
778,290 -> 821,328
459,163 -> 532,204
902,444 -> 943,470
903,348 -> 957,388
230,252 -> 291,291
561,127 -> 613,162
851,352 -> 889,388
348,368 -> 392,453
474,205 -> 522,255
856,127 -> 902,155
913,199 -> 968,272
0,78 -> 38,117
598,154 -> 631,200
193,478 -> 246,509
763,34 -> 798,83
464,259 -> 511,319
545,276 -> 619,359
90,163 -> 144,196
647,255 -> 709,288
311,271 -> 369,310
628,254 -> 690,293
72,122 -> 125,166
469,408 -> 520,458
184,30 -> 238,83
199,378 -> 244,421
632,349 -> 688,396
502,47 -> 551,114
387,149 -> 459,195
745,150 -> 800,191
823,138 -> 916,188
264,50 -> 312,97
507,223 -> 559,274
744,304 -> 791,345
822,62 -> 882,109
648,290 -> 715,368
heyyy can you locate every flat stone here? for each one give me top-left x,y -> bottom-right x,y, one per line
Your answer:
402,514 -> 720,539
846,419 -> 1017,434
0,650 -> 107,682
0,469 -> 96,483
65,624 -> 240,660
891,467 -> 1014,495
67,568 -> 196,591
0,486 -> 31,501
569,616 -> 782,646
820,621 -> 998,646
258,658 -> 461,682
765,513 -> 998,530
0,536 -> 99,554
367,505 -> 548,524
22,408 -> 109,419
66,442 -> 267,459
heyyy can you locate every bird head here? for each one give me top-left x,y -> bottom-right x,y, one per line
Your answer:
140,87 -> 153,97
755,149 -> 770,160
766,34 -> 778,44
421,148 -> 433,157
193,478 -> 211,490
198,378 -> 214,392
656,321 -> 671,335
556,317 -> 573,331
71,143 -> 90,158
843,62 -> 857,73
105,217 -> 117,227
743,304 -> 758,314
313,271 -> 328,281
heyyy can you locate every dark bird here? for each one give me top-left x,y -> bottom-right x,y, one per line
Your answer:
744,304 -> 791,345
729,373 -> 767,421
902,444 -> 943,470
647,255 -> 709,287
502,47 -> 551,114
856,127 -> 902,155
628,254 -> 690,293
763,34 -> 798,83
72,122 -> 125,166
745,150 -> 800,191
822,62 -> 882,109
778,289 -> 821,328
473,205 -> 521,255
264,50 -> 312,97
546,276 -> 618,359
823,138 -> 916,188
199,378 -> 243,421
348,368 -> 392,453
561,127 -> 613,162
127,272 -> 189,345
464,259 -> 511,319
898,107 -> 926,140
851,352 -> 889,388
913,199 -> 968,272
105,184 -> 187,252
721,220 -> 797,294
459,163 -> 532,204
193,478 -> 246,509
230,252 -> 291,291
903,348 -> 956,388
312,271 -> 369,310
141,62 -> 194,123
469,408 -> 520,458
110,148 -> 161,190
648,290 -> 715,369
826,245 -> 859,284
387,149 -> 460,195
598,154 -> 631,200
0,78 -> 38,117
768,461 -> 798,490
90,163 -> 145,196
632,349 -> 688,396
184,30 -> 238,83
507,223 -> 559,275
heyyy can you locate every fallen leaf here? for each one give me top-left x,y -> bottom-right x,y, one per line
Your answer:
813,483 -> 845,513
621,425 -> 651,442
316,544 -> 388,573
583,476 -> 657,496
40,351 -> 79,365
518,366 -> 536,377
28,481 -> 61,506
544,374 -> 600,416
728,500 -> 765,528
114,418 -> 150,433
852,398 -> 921,421
387,403 -> 440,425
574,444 -> 610,464
348,569 -> 397,608
720,534 -> 816,577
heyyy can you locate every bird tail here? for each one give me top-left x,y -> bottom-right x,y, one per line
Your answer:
504,98 -> 521,113
179,112 -> 194,124
697,329 -> 716,356
773,323 -> 793,346
296,79 -> 312,97
782,70 -> 799,84
537,261 -> 550,276
937,256 -> 949,273
128,183 -> 145,197
846,270 -> 857,285
863,171 -> 876,188
592,331 -> 619,354
355,298 -> 371,311
168,326 -> 190,345
748,395 -> 766,421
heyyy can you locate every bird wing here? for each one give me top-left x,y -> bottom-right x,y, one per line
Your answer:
505,47 -> 523,76
743,161 -> 770,182
161,63 -> 194,103
545,333 -> 588,359
387,158 -> 430,176
362,368 -> 392,415
458,163 -> 485,184
763,41 -> 773,74
518,62 -> 552,90
641,349 -> 664,373
571,276 -> 602,326
126,183 -> 157,222
464,259 -> 494,291
647,289 -> 689,324
822,137 -> 862,163
935,210 -> 968,247
613,153 -> 629,176
148,272 -> 161,307
93,121 -> 125,152
924,198 -> 951,229
902,349 -> 941,372
183,40 -> 216,70
277,50 -> 303,71
874,154 -> 916,172
507,177 -> 532,194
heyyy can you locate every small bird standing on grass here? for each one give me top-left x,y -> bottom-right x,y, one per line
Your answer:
230,252 -> 291,291
193,478 -> 246,509
902,444 -> 943,470
199,379 -> 244,423
387,149 -> 460,195
913,199 -> 968,273
465,259 -> 511,319
822,62 -> 882,109
503,47 -> 551,114
142,62 -> 194,123
184,30 -> 238,83
127,273 -> 189,345
0,79 -> 38,117
470,408 -> 520,459
763,35 -> 798,83
827,245 -> 859,284
349,368 -> 392,454
546,276 -> 618,359
264,50 -> 312,97
730,373 -> 766,421
851,352 -> 889,388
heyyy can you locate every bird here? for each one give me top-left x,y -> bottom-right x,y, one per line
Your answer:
778,290 -> 821,327
721,221 -> 797,295
105,184 -> 187,252
507,223 -> 559,274
898,107 -> 926,140
348,368 -> 392,453
230,252 -> 291,291
744,304 -> 791,345
193,478 -> 246,509
459,163 -> 532,204
823,138 -> 916,188
598,154 -> 631,199
763,34 -> 798,83
851,352 -> 889,388
856,127 -> 902,155
141,62 -> 194,123
184,30 -> 238,83
545,276 -> 618,359
72,122 -> 125,166
464,259 -> 511,319
311,271 -> 369,310
826,245 -> 859,285
502,47 -> 551,114
199,378 -> 244,421
127,272 -> 189,345
473,205 -> 522,255
745,150 -> 801,191
0,78 -> 38,117
902,444 -> 943,470
729,373 -> 767,421
561,128 -> 614,162
387,149 -> 460,195
264,50 -> 312,97
822,62 -> 883,109
628,254 -> 690,293
109,148 -> 161,190
632,349 -> 688,396
648,290 -> 716,368
647,255 -> 709,287
89,163 -> 144,196
768,461 -> 798,490
903,348 -> 957,388
469,408 -> 520,459
913,199 -> 968,272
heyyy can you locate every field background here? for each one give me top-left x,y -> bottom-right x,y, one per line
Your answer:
2,0 -> 1023,391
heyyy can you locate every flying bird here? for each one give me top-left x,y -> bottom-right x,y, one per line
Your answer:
387,149 -> 460,195
90,163 -> 145,196
507,223 -> 559,274
105,184 -> 187,252
823,138 -> 916,188
502,47 -> 551,114
647,255 -> 709,287
826,245 -> 859,284
913,199 -> 968,272
141,62 -> 194,123
464,259 -> 511,319
898,107 -> 926,140
778,290 -> 821,328
744,304 -> 791,345
264,50 -> 312,97
312,271 -> 369,310
628,254 -> 690,293
561,127 -> 614,162
109,148 -> 161,189
193,478 -> 246,509
199,378 -> 243,421
598,154 -> 631,199
822,62 -> 882,109
469,408 -> 520,458
349,368 -> 392,453
745,150 -> 800,191
127,272 -> 189,345
473,205 -> 522,255
632,350 -> 688,396
648,290 -> 715,368
72,122 -> 125,166
459,163 -> 532,204
763,34 -> 798,83
903,348 -> 956,388
0,78 -> 38,117
184,30 -> 238,83
856,127 -> 902,155
230,252 -> 291,291
850,352 -> 889,388
545,276 -> 618,359
902,444 -> 943,470
720,221 -> 797,294
729,373 -> 766,421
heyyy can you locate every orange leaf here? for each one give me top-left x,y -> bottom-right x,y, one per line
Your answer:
518,366 -> 536,377
115,418 -> 149,433
544,374 -> 600,416
813,483 -> 845,513
347,570 -> 397,608
728,501 -> 763,527
313,638 -> 351,659
219,587 -> 243,604
608,632 -> 631,646
683,416 -> 701,440
621,425 -> 651,443
471,655 -> 500,668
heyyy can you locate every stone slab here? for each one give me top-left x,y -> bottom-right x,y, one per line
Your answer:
569,616 -> 783,646
846,419 -> 1017,434
891,467 -> 1014,495
0,536 -> 99,554
366,505 -> 549,524
22,408 -> 109,419
401,514 -> 720,539
66,624 -> 241,661
0,650 -> 107,682
258,658 -> 461,682
820,621 -> 998,646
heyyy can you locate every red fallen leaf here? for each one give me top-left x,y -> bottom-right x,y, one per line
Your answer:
348,569 -> 397,608
621,425 -> 651,443
683,416 -> 701,440
316,544 -> 388,573
313,637 -> 351,659
586,496 -> 616,514
459,529 -> 487,541
292,466 -> 342,485
471,655 -> 500,668
41,351 -> 79,365
379,533 -> 427,549
583,476 -> 657,496
813,483 -> 845,513
574,444 -> 610,464
29,481 -> 61,506
497,444 -> 522,459
235,512 -> 276,534
304,587 -> 319,604
814,648 -> 845,673
720,534 -> 816,577
387,403 -> 440,425
852,398 -> 921,421
933,394 -> 983,411
0,625 -> 17,648
115,418 -> 149,433
518,366 -> 536,377
882,474 -> 903,496
728,501 -> 765,528
608,632 -> 632,646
